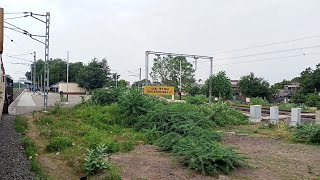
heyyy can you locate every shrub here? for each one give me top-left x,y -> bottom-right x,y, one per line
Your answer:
46,136 -> 73,152
85,129 -> 120,152
172,137 -> 245,175
208,103 -> 249,126
91,88 -> 122,106
293,124 -> 320,143
185,95 -> 208,105
250,97 -> 269,106
132,103 -> 243,175
136,103 -> 213,136
84,144 -> 111,175
305,93 -> 320,109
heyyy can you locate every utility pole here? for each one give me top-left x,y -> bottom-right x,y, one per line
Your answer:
30,63 -> 33,92
33,51 -> 36,95
115,72 -> 118,88
38,76 -> 40,92
43,12 -> 50,112
139,68 -> 142,88
40,74 -> 42,93
179,59 -> 182,100
209,57 -> 213,104
66,51 -> 69,103
145,52 -> 149,85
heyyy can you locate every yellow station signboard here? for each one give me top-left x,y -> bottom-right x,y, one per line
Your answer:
144,86 -> 174,95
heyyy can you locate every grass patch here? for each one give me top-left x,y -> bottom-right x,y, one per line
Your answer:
32,101 -> 145,177
16,115 -> 28,134
46,136 -> 73,152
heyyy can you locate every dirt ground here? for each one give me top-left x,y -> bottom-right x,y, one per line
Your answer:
224,134 -> 320,180
110,136 -> 320,180
110,145 -> 218,180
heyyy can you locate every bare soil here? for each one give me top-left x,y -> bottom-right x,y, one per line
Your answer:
224,134 -> 320,180
110,145 -> 218,180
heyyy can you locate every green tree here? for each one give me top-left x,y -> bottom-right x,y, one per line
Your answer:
118,79 -> 128,88
150,56 -> 195,90
201,71 -> 233,100
76,58 -> 112,90
299,64 -> 320,93
239,73 -> 270,99
131,79 -> 150,88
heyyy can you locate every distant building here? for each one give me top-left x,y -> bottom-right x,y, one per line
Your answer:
51,82 -> 86,94
231,80 -> 240,95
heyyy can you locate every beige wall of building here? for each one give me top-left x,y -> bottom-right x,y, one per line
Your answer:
58,82 -> 86,94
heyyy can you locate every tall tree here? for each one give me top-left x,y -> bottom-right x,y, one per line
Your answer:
239,73 -> 270,99
76,58 -> 112,90
299,64 -> 320,93
150,56 -> 195,90
202,71 -> 233,100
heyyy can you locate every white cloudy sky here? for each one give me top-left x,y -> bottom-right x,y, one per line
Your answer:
2,0 -> 320,84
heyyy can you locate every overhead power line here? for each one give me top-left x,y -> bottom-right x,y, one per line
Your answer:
4,54 -> 33,62
209,34 -> 320,55
4,34 -> 33,53
197,44 -> 320,63
4,15 -> 30,20
197,52 -> 320,69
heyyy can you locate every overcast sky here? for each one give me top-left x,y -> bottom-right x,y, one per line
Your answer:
2,0 -> 320,84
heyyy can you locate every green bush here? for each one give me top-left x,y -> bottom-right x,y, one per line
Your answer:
293,124 -> 320,143
208,103 -> 249,126
185,95 -> 208,105
172,137 -> 245,175
46,136 -> 73,152
84,144 -> 111,175
305,93 -> 320,109
250,97 -> 269,106
132,103 -> 243,175
16,116 -> 28,134
91,88 -> 123,106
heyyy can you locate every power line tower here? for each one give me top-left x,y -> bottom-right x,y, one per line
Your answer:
43,12 -> 50,111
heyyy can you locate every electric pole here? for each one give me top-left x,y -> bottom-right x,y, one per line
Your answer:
66,51 -> 69,103
139,68 -> 142,88
179,59 -> 182,100
33,51 -> 36,95
43,12 -> 50,111
30,63 -> 33,92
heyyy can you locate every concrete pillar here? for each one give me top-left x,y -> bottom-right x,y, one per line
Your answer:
290,108 -> 301,126
316,110 -> 320,125
270,106 -> 279,124
250,105 -> 261,122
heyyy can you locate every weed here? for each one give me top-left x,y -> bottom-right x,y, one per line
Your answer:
46,136 -> 73,152
104,165 -> 122,180
84,144 -> 111,175
120,140 -> 135,152
185,95 -> 208,105
293,123 -> 320,143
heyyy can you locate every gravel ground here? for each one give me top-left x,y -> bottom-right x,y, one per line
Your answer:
0,115 -> 35,180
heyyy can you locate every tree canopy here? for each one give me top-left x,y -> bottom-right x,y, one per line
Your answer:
202,71 -> 233,100
150,56 -> 195,90
239,73 -> 270,99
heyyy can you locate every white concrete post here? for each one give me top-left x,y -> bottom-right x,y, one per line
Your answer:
315,110 -> 320,125
250,105 -> 262,122
290,108 -> 301,126
270,106 -> 279,124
